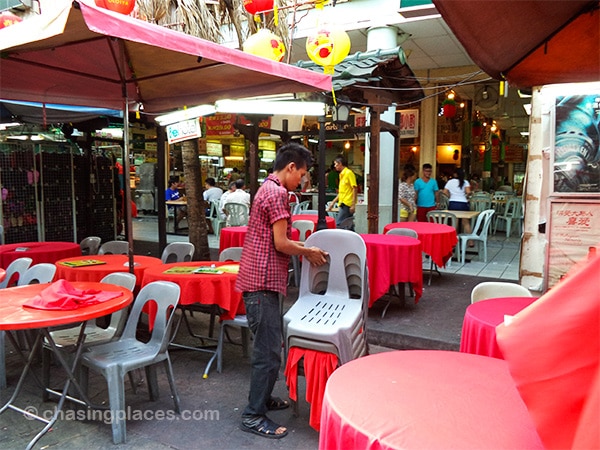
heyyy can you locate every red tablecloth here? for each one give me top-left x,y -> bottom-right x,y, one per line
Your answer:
360,234 -> 423,306
319,351 -> 543,450
0,242 -> 81,269
141,261 -> 243,321
55,255 -> 162,289
460,296 -> 538,358
382,222 -> 457,268
292,214 -> 336,230
219,226 -> 300,253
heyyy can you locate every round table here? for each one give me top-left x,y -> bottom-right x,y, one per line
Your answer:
219,226 -> 300,253
0,242 -> 82,268
460,296 -> 538,359
55,255 -> 162,289
383,222 -> 457,268
320,351 -> 543,450
141,261 -> 243,321
292,214 -> 336,230
360,234 -> 423,306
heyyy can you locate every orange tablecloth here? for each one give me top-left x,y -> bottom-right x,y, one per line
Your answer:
55,255 -> 162,289
292,214 -> 336,230
497,254 -> 600,449
460,296 -> 538,358
382,222 -> 457,268
141,261 -> 243,321
219,226 -> 300,253
360,234 -> 423,306
0,241 -> 81,268
319,351 -> 543,450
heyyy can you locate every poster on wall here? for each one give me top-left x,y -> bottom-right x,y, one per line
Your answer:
552,94 -> 600,194
546,199 -> 600,289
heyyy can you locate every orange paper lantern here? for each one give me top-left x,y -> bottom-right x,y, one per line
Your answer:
0,11 -> 22,29
95,0 -> 136,15
243,0 -> 273,15
243,29 -> 285,62
305,26 -> 350,74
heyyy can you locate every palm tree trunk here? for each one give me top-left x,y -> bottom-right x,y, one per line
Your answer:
181,139 -> 211,260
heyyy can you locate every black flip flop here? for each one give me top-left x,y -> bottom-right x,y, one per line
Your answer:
240,416 -> 288,439
266,397 -> 290,411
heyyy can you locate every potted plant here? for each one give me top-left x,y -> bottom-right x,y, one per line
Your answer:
442,99 -> 457,118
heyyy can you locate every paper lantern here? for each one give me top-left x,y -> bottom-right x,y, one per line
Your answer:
243,0 -> 273,15
305,27 -> 351,74
0,11 -> 22,29
472,120 -> 483,138
442,99 -> 457,118
95,0 -> 136,15
491,133 -> 500,146
243,29 -> 285,62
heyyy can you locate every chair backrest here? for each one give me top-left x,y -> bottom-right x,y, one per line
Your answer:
80,236 -> 101,256
471,209 -> 495,236
218,247 -> 243,262
161,242 -> 195,264
438,192 -> 449,209
224,202 -> 249,226
385,227 -> 419,239
492,191 -> 509,200
120,281 -> 180,351
98,240 -> 129,255
426,210 -> 457,228
292,220 -> 315,242
338,216 -> 354,230
17,263 -> 57,286
470,198 -> 492,212
100,272 -> 137,292
300,229 -> 367,302
471,281 -> 533,303
293,200 -> 311,214
0,257 -> 33,289
300,209 -> 319,215
502,197 -> 523,219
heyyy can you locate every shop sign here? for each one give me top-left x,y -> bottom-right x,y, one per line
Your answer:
399,109 -> 419,138
166,118 -> 202,144
504,145 -> 524,163
206,141 -> 222,157
205,113 -> 271,137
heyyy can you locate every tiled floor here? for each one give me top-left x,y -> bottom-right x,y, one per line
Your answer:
131,214 -> 521,281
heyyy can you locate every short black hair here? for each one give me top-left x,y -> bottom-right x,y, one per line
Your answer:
234,179 -> 245,189
422,163 -> 433,170
205,177 -> 216,186
273,142 -> 312,171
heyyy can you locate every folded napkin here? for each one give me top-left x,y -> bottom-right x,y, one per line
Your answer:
24,279 -> 121,310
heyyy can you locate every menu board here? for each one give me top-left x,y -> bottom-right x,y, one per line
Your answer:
546,199 -> 600,289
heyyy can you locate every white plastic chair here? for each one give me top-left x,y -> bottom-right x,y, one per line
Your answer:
223,202 -> 249,227
17,263 -> 57,286
79,236 -> 101,256
494,197 -> 523,237
160,242 -> 195,264
209,200 -> 226,236
471,281 -> 532,304
293,200 -> 311,214
98,240 -> 129,255
427,210 -> 458,269
218,247 -> 243,262
458,209 -> 495,264
385,227 -> 418,239
290,220 -> 315,287
80,281 -> 181,444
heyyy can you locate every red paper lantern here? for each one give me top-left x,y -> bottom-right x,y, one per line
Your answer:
0,11 -> 22,29
243,0 -> 274,15
491,134 -> 500,146
472,121 -> 483,138
95,0 -> 136,15
442,100 -> 457,118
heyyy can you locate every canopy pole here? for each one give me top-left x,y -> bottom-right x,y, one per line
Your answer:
317,115 -> 327,231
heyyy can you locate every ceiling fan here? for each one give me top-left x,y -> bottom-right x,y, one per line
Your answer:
474,84 -> 499,110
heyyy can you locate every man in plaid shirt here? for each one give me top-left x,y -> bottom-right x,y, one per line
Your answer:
236,143 -> 328,439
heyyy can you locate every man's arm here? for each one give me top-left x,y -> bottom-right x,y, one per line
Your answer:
350,186 -> 358,213
272,219 -> 327,266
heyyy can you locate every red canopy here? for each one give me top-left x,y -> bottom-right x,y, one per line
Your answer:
0,0 -> 331,113
433,0 -> 599,88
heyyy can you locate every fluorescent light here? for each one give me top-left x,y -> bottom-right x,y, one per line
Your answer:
215,99 -> 326,117
523,103 -> 531,115
0,122 -> 22,130
155,104 -> 216,126
520,131 -> 529,136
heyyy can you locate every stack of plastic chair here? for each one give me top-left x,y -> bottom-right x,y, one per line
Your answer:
290,219 -> 315,286
98,240 -> 129,255
471,281 -> 532,303
79,236 -> 101,256
458,209 -> 495,264
80,281 -> 181,444
160,242 -> 195,263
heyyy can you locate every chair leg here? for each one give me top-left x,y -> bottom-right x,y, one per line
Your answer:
163,356 -> 181,413
41,346 -> 52,400
506,219 -> 512,238
146,365 -> 159,401
106,367 -> 127,444
216,323 -> 225,373
482,241 -> 488,263
460,238 -> 466,264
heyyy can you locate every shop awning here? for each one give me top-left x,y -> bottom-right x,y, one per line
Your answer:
432,0 -> 600,88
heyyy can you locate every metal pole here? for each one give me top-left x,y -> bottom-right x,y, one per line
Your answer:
317,115 -> 327,231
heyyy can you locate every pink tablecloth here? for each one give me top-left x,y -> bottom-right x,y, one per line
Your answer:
219,226 -> 300,253
360,234 -> 422,306
383,222 -> 457,267
319,351 -> 543,450
0,241 -> 81,268
460,296 -> 538,358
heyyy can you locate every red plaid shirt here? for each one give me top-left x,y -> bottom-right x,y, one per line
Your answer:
235,174 -> 292,295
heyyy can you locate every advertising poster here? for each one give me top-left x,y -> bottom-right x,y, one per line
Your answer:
546,199 -> 600,289
553,94 -> 600,194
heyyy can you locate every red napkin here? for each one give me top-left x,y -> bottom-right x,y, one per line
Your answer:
285,347 -> 338,431
496,254 -> 600,450
23,279 -> 121,310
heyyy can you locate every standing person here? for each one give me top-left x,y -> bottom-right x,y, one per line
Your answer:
398,164 -> 417,222
327,155 -> 358,227
236,142 -> 328,439
414,163 -> 439,222
443,167 -> 473,241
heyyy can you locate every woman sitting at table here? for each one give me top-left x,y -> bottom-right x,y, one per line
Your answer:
398,164 -> 417,222
443,167 -> 473,243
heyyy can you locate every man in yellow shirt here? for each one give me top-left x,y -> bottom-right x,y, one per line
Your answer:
327,155 -> 358,228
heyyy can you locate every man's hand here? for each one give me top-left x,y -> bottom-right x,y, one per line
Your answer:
305,246 -> 328,266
